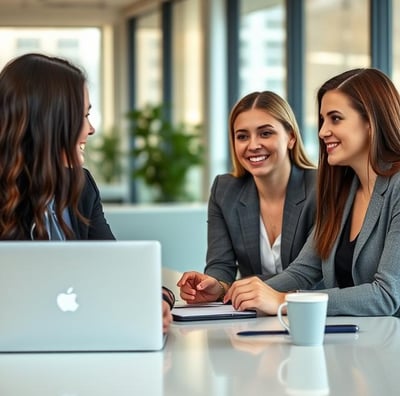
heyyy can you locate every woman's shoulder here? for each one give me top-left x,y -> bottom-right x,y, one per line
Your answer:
385,171 -> 400,195
304,167 -> 318,188
374,172 -> 400,211
290,165 -> 317,191
389,171 -> 400,183
81,168 -> 101,196
212,173 -> 253,190
210,173 -> 255,202
82,168 -> 97,182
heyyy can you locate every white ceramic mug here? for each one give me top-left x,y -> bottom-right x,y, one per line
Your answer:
278,345 -> 330,395
277,293 -> 328,346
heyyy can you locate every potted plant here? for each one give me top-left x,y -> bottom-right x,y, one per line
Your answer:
127,103 -> 204,202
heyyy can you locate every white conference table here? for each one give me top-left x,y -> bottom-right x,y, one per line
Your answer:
165,314 -> 400,396
0,314 -> 399,395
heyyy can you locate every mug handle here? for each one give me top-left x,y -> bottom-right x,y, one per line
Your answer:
277,302 -> 290,332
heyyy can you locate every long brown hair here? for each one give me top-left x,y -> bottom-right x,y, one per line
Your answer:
315,68 -> 400,258
228,91 -> 315,177
0,53 -> 87,239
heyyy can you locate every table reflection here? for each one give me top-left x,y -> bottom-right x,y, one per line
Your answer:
278,346 -> 329,395
0,352 -> 163,396
166,316 -> 400,396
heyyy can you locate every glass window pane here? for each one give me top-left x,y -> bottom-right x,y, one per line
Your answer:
0,27 -> 102,131
239,0 -> 286,99
135,11 -> 162,107
0,27 -> 124,199
172,0 -> 203,126
172,0 -> 204,201
304,0 -> 369,161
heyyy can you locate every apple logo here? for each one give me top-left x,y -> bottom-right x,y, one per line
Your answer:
56,287 -> 79,312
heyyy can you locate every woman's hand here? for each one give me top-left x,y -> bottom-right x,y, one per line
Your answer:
177,271 -> 227,303
161,286 -> 175,333
162,300 -> 173,333
224,276 -> 286,315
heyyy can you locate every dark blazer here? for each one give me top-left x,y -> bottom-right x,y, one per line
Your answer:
9,169 -> 114,240
204,165 -> 317,284
267,173 -> 400,317
69,169 -> 115,240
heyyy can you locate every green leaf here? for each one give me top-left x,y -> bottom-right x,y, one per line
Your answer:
127,103 -> 204,202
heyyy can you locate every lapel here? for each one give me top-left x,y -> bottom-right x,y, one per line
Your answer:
236,177 -> 262,274
353,175 -> 388,263
281,166 -> 306,267
326,175 -> 388,286
324,178 -> 359,286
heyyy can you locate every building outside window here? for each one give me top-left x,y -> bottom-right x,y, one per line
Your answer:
0,27 -> 101,132
304,0 -> 369,161
172,0 -> 204,201
135,11 -> 162,108
239,0 -> 286,100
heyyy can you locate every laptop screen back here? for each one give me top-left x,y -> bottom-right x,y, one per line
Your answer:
0,240 -> 163,352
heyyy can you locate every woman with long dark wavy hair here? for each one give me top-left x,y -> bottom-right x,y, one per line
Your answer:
0,53 -> 113,240
0,53 -> 174,331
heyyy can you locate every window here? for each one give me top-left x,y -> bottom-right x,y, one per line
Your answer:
304,0 -> 369,161
172,0 -> 204,201
0,27 -> 121,198
16,37 -> 40,52
239,0 -> 286,99
135,11 -> 162,107
172,0 -> 203,126
0,27 -> 102,131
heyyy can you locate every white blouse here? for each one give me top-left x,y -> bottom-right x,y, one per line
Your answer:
259,216 -> 283,276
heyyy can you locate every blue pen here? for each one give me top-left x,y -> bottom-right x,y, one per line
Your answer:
237,324 -> 359,336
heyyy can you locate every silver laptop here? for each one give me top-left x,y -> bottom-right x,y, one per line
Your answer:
0,240 -> 164,352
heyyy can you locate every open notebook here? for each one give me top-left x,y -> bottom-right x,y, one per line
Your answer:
172,302 -> 257,322
0,240 -> 165,352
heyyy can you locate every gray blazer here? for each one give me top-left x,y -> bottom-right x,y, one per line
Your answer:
204,165 -> 317,284
267,173 -> 400,317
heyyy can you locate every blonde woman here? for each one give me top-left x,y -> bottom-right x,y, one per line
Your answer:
178,91 -> 316,303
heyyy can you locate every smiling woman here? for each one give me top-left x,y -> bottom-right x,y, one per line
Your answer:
0,53 -> 114,241
0,52 -> 175,333
177,91 -> 317,304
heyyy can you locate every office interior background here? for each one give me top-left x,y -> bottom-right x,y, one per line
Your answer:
0,0 -> 399,204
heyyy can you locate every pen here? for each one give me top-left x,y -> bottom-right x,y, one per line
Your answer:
237,324 -> 359,336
